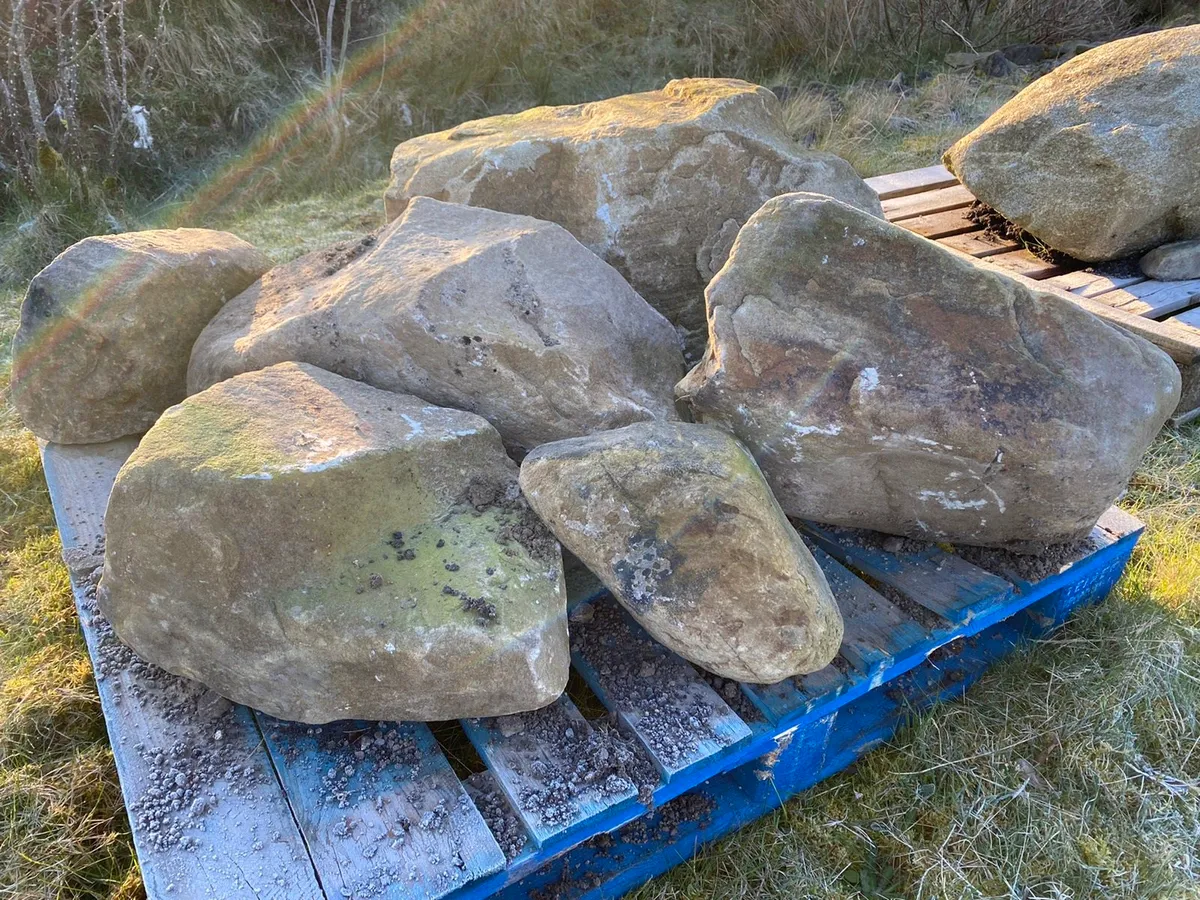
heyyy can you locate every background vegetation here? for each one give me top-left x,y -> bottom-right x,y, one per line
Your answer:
0,0 -> 1187,277
2,1 -> 1200,897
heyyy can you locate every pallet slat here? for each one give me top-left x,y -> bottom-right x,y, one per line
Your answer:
1041,269 -> 1146,297
938,229 -> 1022,258
1172,306 -> 1200,329
984,247 -> 1075,280
41,441 -> 325,900
1110,278 -> 1200,319
865,164 -> 958,200
259,718 -> 506,900
567,595 -> 752,782
882,184 -> 976,221
893,207 -> 981,240
809,546 -> 928,674
798,522 -> 1015,627
461,697 -> 645,849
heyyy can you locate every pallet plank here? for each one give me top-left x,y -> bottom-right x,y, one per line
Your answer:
1170,306 -> 1200,329
939,229 -> 1023,258
893,207 -> 981,240
461,697 -> 645,849
809,546 -> 928,674
259,718 -> 506,900
797,522 -> 1015,627
1041,269 -> 1146,297
984,247 -> 1076,280
882,184 -> 976,221
1110,278 -> 1200,319
41,440 -> 325,900
567,595 -> 752,782
865,164 -> 958,200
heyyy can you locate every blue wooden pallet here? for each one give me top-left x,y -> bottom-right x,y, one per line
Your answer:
41,439 -> 1144,900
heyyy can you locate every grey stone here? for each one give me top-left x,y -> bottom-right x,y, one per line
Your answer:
99,362 -> 569,723
675,193 -> 1180,548
520,421 -> 843,682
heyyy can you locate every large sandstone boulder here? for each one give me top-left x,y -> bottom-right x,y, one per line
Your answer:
99,362 -> 569,723
11,229 -> 269,443
520,422 -> 843,682
676,193 -> 1180,548
945,26 -> 1200,262
189,198 -> 683,455
383,78 -> 883,355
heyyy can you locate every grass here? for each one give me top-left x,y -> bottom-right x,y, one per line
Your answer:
3,63 -> 1200,899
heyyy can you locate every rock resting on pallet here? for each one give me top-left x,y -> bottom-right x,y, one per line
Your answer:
99,362 -> 569,723
519,421 -> 843,682
676,193 -> 1180,549
382,77 -> 883,357
188,198 -> 684,456
1141,239 -> 1200,281
945,25 -> 1200,262
10,229 -> 269,444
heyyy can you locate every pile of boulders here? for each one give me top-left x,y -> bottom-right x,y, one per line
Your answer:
11,66 -> 1185,724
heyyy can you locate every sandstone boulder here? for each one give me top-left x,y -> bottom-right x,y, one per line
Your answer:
1141,239 -> 1200,281
676,193 -> 1180,548
520,422 -> 843,682
189,198 -> 683,455
945,26 -> 1200,262
99,362 -> 568,723
383,78 -> 882,355
11,229 -> 270,443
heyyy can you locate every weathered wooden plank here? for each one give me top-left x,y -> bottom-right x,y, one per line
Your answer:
259,718 -> 506,900
894,206 -> 980,240
808,546 -> 928,674
882,184 -> 976,221
984,247 -> 1076,280
797,522 -> 1015,627
461,697 -> 647,849
1110,278 -> 1200,319
41,440 -> 325,900
1172,306 -> 1200,329
865,164 -> 958,200
743,664 -> 852,724
567,595 -> 752,782
1041,269 -> 1146,297
939,228 -> 1022,258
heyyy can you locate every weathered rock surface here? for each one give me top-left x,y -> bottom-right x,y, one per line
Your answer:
11,229 -> 269,443
520,422 -> 843,682
383,78 -> 882,355
1140,239 -> 1200,281
945,26 -> 1200,262
676,193 -> 1180,548
189,198 -> 683,455
99,362 -> 569,723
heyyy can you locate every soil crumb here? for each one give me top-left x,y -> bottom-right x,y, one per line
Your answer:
459,478 -> 560,565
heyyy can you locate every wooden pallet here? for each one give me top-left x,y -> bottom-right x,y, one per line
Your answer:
43,437 -> 1144,900
866,165 -> 1200,425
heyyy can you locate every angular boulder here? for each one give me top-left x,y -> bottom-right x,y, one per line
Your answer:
520,422 -> 843,682
383,78 -> 882,355
945,26 -> 1200,262
99,362 -> 569,723
1141,239 -> 1200,281
189,198 -> 683,455
676,193 -> 1180,548
11,229 -> 270,443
